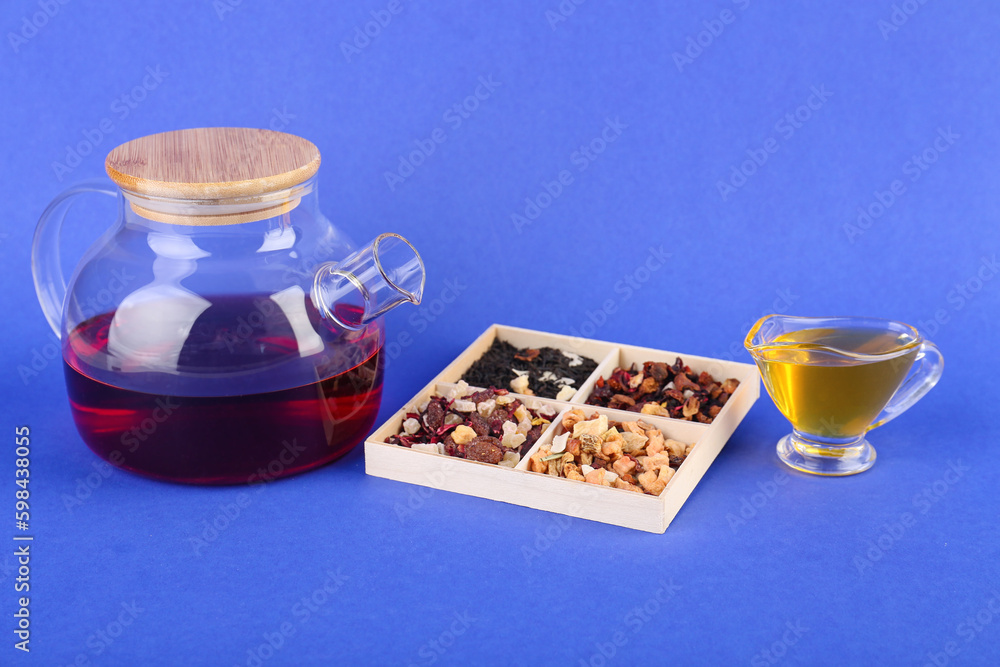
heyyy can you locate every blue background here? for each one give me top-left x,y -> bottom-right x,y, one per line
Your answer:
2,0 -> 999,664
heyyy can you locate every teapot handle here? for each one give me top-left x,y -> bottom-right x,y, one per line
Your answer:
31,181 -> 118,338
868,341 -> 944,430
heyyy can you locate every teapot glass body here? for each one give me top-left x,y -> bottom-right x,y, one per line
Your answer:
34,174 -> 423,484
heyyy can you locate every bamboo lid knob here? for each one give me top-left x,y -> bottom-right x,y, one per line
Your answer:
105,127 -> 321,200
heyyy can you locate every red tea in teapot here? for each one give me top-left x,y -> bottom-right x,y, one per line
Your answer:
63,297 -> 384,484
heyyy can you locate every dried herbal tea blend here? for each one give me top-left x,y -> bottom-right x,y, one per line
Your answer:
585,357 -> 739,424
461,339 -> 598,400
527,409 -> 693,496
386,382 -> 555,467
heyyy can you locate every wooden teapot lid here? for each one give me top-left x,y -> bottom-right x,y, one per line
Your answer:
105,127 -> 321,200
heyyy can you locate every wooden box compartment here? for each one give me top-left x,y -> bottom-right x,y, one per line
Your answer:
364,324 -> 759,533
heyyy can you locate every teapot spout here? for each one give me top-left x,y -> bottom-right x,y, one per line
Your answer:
312,233 -> 425,331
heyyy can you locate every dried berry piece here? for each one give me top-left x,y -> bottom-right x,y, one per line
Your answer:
467,412 -> 490,437
423,401 -> 445,431
468,389 -> 496,404
524,425 -> 543,451
646,361 -> 671,383
466,436 -> 505,464
442,434 -> 459,457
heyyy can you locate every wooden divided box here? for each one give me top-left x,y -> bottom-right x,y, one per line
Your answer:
365,325 -> 759,533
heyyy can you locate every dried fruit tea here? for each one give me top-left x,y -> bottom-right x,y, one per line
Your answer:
586,358 -> 739,424
386,382 -> 557,467
527,409 -> 693,496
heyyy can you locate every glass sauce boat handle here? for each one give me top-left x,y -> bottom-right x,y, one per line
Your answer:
869,341 -> 944,430
31,180 -> 118,338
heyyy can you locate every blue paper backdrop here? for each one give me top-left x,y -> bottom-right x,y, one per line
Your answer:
1,0 -> 999,664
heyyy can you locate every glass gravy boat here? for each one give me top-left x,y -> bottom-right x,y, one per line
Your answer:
745,315 -> 943,475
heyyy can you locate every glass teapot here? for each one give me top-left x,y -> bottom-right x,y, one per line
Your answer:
31,128 -> 425,484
